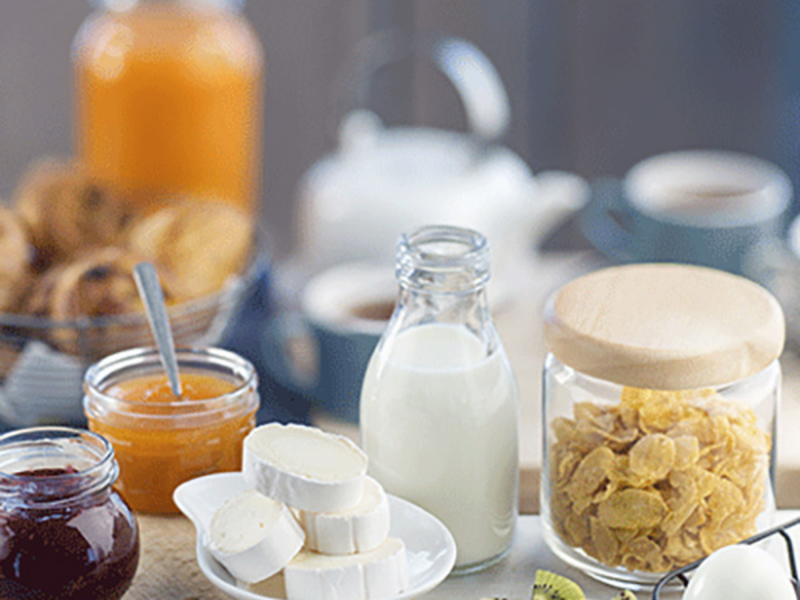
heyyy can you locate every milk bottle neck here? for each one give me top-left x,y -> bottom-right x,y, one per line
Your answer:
389,225 -> 497,354
399,285 -> 495,349
396,226 -> 490,295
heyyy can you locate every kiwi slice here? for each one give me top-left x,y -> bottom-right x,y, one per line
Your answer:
532,570 -> 586,600
611,592 -> 638,600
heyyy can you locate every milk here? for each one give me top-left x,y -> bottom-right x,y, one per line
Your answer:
360,323 -> 519,569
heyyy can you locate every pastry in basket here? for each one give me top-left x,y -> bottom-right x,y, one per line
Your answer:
24,261 -> 62,319
0,206 -> 29,375
25,247 -> 182,356
14,158 -> 129,266
126,199 -> 253,299
0,205 -> 33,312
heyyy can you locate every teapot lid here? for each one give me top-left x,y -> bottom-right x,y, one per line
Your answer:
311,116 -> 532,201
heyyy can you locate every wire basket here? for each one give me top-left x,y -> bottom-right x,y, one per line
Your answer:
0,256 -> 263,427
652,516 -> 800,599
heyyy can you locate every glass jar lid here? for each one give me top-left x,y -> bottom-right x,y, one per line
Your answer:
544,263 -> 785,389
0,427 -> 118,506
83,346 -> 258,427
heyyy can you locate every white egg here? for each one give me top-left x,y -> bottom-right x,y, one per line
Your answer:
683,544 -> 797,600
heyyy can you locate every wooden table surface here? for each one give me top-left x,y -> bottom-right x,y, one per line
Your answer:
128,509 -> 800,599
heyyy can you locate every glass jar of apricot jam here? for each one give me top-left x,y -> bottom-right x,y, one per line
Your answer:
0,427 -> 139,599
84,347 -> 259,514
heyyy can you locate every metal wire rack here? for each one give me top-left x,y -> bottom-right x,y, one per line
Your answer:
652,516 -> 800,599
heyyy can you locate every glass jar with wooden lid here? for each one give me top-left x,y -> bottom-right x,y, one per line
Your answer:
542,263 -> 784,589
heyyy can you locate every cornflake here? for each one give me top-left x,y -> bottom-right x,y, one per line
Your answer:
548,387 -> 770,573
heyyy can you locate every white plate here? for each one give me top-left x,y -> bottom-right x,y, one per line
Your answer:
174,472 -> 457,600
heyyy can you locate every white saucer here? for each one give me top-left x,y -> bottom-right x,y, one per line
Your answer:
174,472 -> 457,600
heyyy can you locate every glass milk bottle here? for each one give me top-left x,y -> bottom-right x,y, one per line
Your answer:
360,225 -> 519,574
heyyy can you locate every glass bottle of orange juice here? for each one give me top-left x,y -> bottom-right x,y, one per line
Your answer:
72,0 -> 263,215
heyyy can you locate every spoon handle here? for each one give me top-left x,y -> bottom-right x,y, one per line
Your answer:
134,262 -> 183,398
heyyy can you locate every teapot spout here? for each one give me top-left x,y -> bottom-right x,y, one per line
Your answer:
527,170 -> 589,247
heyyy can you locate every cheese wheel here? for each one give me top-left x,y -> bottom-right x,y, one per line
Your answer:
243,423 -> 368,512
209,490 -> 305,584
297,476 -> 390,555
284,537 -> 408,600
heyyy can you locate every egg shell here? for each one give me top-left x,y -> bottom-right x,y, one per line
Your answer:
683,544 -> 797,600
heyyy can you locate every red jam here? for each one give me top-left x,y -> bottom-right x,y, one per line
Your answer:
0,432 -> 140,600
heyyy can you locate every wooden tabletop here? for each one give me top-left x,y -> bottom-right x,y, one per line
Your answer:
128,509 -> 800,599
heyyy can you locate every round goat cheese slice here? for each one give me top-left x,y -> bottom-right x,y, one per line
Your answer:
243,423 -> 368,512
284,537 -> 408,600
209,489 -> 305,584
297,476 -> 390,555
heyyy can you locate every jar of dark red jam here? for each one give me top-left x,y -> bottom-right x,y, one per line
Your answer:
0,427 -> 139,599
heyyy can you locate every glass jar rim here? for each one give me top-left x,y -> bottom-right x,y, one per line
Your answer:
545,351 -> 781,393
397,225 -> 491,292
399,225 -> 488,269
0,427 -> 117,503
84,346 -> 258,418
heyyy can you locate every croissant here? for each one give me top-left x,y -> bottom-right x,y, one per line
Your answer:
26,247 -> 182,356
15,158 -> 129,266
48,248 -> 180,321
127,199 -> 253,299
0,205 -> 33,312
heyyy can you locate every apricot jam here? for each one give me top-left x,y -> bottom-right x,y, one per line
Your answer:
84,347 -> 259,513
0,428 -> 139,599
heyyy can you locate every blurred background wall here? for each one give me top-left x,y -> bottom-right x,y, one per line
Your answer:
0,0 -> 796,256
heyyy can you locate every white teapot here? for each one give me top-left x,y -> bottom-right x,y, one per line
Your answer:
297,34 -> 588,298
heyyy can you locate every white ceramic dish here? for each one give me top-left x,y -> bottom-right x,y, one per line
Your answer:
174,472 -> 457,600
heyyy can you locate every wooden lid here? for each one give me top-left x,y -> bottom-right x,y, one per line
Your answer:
544,264 -> 785,390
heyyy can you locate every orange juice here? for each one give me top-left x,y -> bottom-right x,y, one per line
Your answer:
84,348 -> 259,514
73,2 -> 264,214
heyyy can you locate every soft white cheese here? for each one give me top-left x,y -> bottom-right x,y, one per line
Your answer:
284,537 -> 408,600
297,476 -> 390,555
209,489 -> 305,584
243,423 -> 368,512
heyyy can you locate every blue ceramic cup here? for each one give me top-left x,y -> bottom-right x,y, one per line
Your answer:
581,150 -> 793,276
261,263 -> 396,423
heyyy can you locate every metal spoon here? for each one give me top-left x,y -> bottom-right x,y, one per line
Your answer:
134,262 -> 183,399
